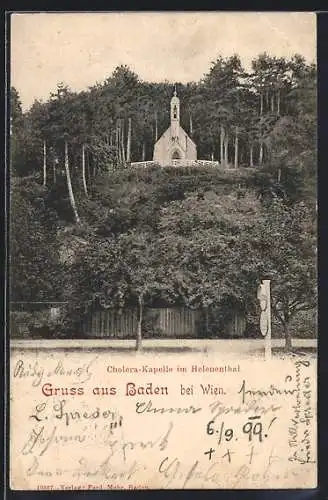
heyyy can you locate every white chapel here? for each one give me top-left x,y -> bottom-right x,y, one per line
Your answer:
153,86 -> 197,166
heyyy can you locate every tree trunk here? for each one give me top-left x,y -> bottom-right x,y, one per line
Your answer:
52,156 -> 58,185
189,111 -> 193,136
259,141 -> 264,166
92,156 -> 95,178
142,141 -> 146,162
155,112 -> 158,142
220,125 -> 225,164
271,92 -> 274,113
265,89 -> 269,109
277,167 -> 281,183
116,121 -> 121,163
116,124 -> 119,161
224,133 -> 229,166
126,117 -> 132,162
277,89 -> 281,116
64,140 -> 80,224
121,119 -> 126,163
86,150 -> 90,179
43,140 -> 47,187
249,143 -> 254,167
88,150 -> 92,180
260,93 -> 263,116
119,126 -> 123,163
85,150 -> 89,180
136,294 -> 144,351
82,143 -> 88,196
234,126 -> 239,168
284,323 -> 292,350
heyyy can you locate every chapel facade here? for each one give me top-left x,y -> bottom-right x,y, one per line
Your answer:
153,87 -> 197,166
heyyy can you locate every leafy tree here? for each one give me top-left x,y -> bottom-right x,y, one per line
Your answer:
10,87 -> 23,130
12,55 -> 316,180
71,229 -> 171,350
158,190 -> 262,315
10,87 -> 24,175
247,199 -> 317,349
10,178 -> 64,301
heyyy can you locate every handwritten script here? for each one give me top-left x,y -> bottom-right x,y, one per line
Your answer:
10,350 -> 317,490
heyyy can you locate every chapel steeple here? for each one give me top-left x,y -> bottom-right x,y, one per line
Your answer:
170,84 -> 180,138
152,84 -> 197,165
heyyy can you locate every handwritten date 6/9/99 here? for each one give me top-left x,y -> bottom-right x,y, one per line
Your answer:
206,416 -> 277,445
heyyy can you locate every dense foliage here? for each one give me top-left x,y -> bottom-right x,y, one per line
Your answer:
10,53 -> 317,349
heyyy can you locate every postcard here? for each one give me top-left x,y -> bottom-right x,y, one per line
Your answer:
9,11 -> 317,490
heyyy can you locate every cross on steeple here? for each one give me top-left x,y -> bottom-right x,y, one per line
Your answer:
173,83 -> 177,97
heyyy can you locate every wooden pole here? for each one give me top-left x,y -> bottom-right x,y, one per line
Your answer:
263,280 -> 272,361
258,279 -> 272,361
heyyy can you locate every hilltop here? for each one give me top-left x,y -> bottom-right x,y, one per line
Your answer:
10,53 -> 317,349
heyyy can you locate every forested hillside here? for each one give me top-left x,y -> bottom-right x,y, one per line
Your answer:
10,53 -> 317,349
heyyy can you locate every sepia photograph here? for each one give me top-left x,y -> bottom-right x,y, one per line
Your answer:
8,11 -> 317,490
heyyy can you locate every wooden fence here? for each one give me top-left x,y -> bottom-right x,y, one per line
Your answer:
83,307 -> 200,338
82,307 -> 246,338
10,303 -> 247,339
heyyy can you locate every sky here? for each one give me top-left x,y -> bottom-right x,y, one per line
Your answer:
11,12 -> 316,111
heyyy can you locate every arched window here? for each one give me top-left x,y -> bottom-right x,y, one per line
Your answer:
173,105 -> 177,119
172,150 -> 181,159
